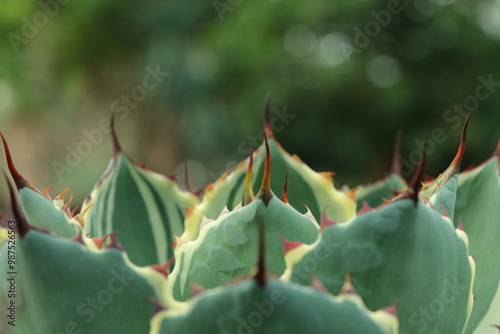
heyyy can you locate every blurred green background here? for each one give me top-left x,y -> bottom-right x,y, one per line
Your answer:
1,0 -> 499,208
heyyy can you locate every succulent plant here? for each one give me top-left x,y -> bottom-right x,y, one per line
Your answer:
1,103 -> 499,334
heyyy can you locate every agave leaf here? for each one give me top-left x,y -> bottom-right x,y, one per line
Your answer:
421,114 -> 470,223
82,123 -> 199,267
169,194 -> 319,301
251,137 -> 356,223
285,199 -> 474,334
152,279 -> 398,334
183,133 -> 356,241
181,162 -> 248,241
455,148 -> 500,334
1,134 -> 79,238
0,215 -> 156,333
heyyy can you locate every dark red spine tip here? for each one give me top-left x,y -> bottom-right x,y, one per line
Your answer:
110,113 -> 122,158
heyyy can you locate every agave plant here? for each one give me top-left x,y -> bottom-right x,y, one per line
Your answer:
0,103 -> 499,334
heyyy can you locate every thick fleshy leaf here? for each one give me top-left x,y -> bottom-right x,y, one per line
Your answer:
251,138 -> 356,222
455,155 -> 500,334
181,162 -> 248,241
421,113 -> 470,223
152,279 -> 398,334
285,199 -> 474,334
82,151 -> 199,267
183,136 -> 356,241
18,188 -> 80,237
0,229 -> 156,333
2,133 -> 79,238
169,194 -> 319,301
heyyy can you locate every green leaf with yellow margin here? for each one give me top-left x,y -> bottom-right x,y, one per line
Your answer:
1,133 -> 79,238
284,199 -> 474,334
456,140 -> 500,334
81,121 -> 199,267
152,279 -> 398,334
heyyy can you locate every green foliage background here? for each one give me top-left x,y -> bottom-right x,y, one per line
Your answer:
0,0 -> 499,205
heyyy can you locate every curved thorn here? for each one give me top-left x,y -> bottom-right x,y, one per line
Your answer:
1,132 -> 33,190
105,232 -> 123,250
391,130 -> 402,175
70,204 -> 81,217
407,140 -> 427,206
357,202 -> 372,215
150,257 -> 175,278
244,146 -> 255,205
259,134 -> 273,206
280,233 -> 302,254
254,219 -> 266,288
320,207 -> 337,231
340,273 -> 357,295
91,233 -> 112,249
310,274 -> 328,292
281,173 -> 289,204
450,112 -> 472,173
263,93 -> 274,139
384,301 -> 398,316
110,113 -> 122,158
189,282 -> 206,298
5,173 -> 30,238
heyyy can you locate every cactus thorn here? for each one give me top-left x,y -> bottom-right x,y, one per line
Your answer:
150,258 -> 174,278
171,235 -> 184,248
310,275 -> 328,292
441,206 -> 450,218
406,140 -> 427,206
1,132 -> 35,190
391,130 -> 403,175
340,273 -> 357,295
320,171 -> 335,183
72,231 -> 86,245
491,325 -> 500,331
167,174 -> 178,182
258,134 -> 273,206
254,220 -> 267,288
345,188 -> 357,201
70,204 -> 81,217
280,234 -> 302,255
92,234 -> 112,249
105,232 -> 123,250
54,187 -> 71,202
189,282 -> 206,297
281,173 -> 289,204
110,113 -> 123,158
244,146 -> 255,205
321,207 -> 337,230
5,173 -> 31,238
384,301 -> 398,316
450,112 -> 472,174
263,93 -> 274,139
358,202 -> 372,215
